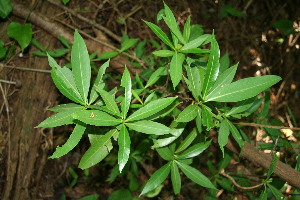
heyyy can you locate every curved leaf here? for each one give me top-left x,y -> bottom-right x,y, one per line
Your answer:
181,34 -> 210,51
118,125 -> 131,172
126,120 -> 171,135
175,128 -> 197,153
73,110 -> 122,126
97,88 -> 120,116
145,67 -> 166,88
177,140 -> 211,159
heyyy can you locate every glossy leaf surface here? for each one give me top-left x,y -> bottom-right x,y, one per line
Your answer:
120,67 -> 132,119
176,104 -> 198,122
73,110 -> 122,126
118,125 -> 131,172
170,53 -> 185,88
127,120 -> 171,135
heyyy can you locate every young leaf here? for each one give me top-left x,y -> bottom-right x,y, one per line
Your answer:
219,52 -> 230,74
170,53 -> 185,88
140,162 -> 171,196
120,38 -> 139,52
126,120 -> 171,135
71,30 -> 91,104
97,88 -> 121,116
145,67 -> 166,88
152,50 -> 175,57
171,161 -> 181,194
118,125 -> 131,172
177,140 -> 211,159
180,34 -> 210,51
176,161 -> 216,189
89,59 -> 110,104
205,75 -> 281,102
48,55 -> 84,104
175,128 -> 197,153
202,34 -> 220,98
218,120 -> 230,157
202,105 -> 214,131
121,67 -> 132,119
143,20 -> 174,49
163,3 -> 185,44
48,103 -> 84,113
49,121 -> 86,158
176,104 -> 198,122
225,119 -> 244,148
157,146 -> 174,161
36,108 -> 81,128
126,97 -> 177,122
207,63 -> 238,96
266,154 -> 278,180
183,16 -> 191,42
0,0 -> 12,19
7,22 -> 32,52
73,110 -> 122,126
79,129 -> 118,169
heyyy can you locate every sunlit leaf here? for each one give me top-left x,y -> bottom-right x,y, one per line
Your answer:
127,120 -> 171,135
170,53 -> 185,88
183,16 -> 191,42
48,103 -> 84,113
97,88 -> 120,116
175,128 -> 197,153
157,146 -> 173,161
180,34 -> 210,51
152,50 -> 175,57
73,110 -> 122,126
121,67 -> 132,119
176,104 -> 198,122
118,125 -> 131,172
152,128 -> 184,149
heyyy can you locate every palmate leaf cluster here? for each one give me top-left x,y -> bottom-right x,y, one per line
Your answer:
37,3 -> 282,197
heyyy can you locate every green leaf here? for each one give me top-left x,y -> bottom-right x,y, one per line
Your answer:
145,67 -> 166,88
267,154 -> 278,180
50,121 -> 86,158
126,120 -> 171,135
7,22 -> 32,52
207,63 -> 238,99
176,161 -> 216,189
176,104 -> 198,122
79,129 -> 118,169
121,67 -> 132,119
157,146 -> 173,161
71,30 -> 91,104
36,108 -> 81,128
48,55 -> 84,104
48,103 -> 84,112
177,140 -> 211,159
195,108 -> 202,133
202,33 -> 220,97
170,53 -> 185,88
108,189 -> 132,200
218,120 -> 230,157
205,75 -> 282,102
185,65 -> 201,99
98,51 -> 119,60
273,20 -> 295,36
163,3 -> 185,44
189,25 -> 204,41
97,88 -> 120,116
0,0 -> 12,19
47,49 -> 69,58
73,110 -> 122,126
202,105 -> 214,131
183,16 -> 191,42
140,162 -> 171,196
152,50 -> 174,57
61,0 -> 70,5
120,38 -> 139,52
152,128 -> 184,149
89,59 -> 110,104
219,52 -> 230,74
226,98 -> 255,116
126,97 -> 177,122
171,161 -> 181,194
225,119 -> 244,148
143,20 -> 174,49
118,125 -> 131,172
179,48 -> 209,54
176,129 -> 197,153
267,184 -> 284,200
180,34 -> 210,51
58,35 -> 70,49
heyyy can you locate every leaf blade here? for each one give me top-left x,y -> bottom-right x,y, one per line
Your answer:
170,53 -> 185,88
126,120 -> 171,135
121,67 -> 132,119
176,104 -> 198,122
118,125 -> 131,172
73,110 -> 122,126
171,161 -> 181,194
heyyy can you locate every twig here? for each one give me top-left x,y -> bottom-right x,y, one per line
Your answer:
0,79 -> 17,85
0,63 -> 51,73
220,169 -> 265,190
233,122 -> 300,131
47,0 -> 121,42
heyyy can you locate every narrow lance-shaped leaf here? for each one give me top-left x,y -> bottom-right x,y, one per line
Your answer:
183,16 -> 191,42
79,129 -> 118,169
218,120 -> 230,157
186,64 -> 201,99
97,88 -> 121,116
206,75 -> 281,102
126,97 -> 177,122
48,54 -> 84,104
266,154 -> 278,180
157,146 -> 173,161
145,67 -> 166,88
50,121 -> 86,158
73,110 -> 122,126
118,125 -> 131,172
152,128 -> 184,149
171,161 -> 181,194
202,33 -> 220,97
267,183 -> 284,200
120,38 -> 139,52
226,97 -> 255,116
176,104 -> 198,122
225,119 -> 244,148
126,120 -> 171,136
152,50 -> 174,57
170,53 -> 185,88
140,162 -> 171,196
121,67 -> 132,119
48,103 -> 84,112
180,34 -> 210,51
89,59 -> 110,104
219,52 -> 230,74
202,105 -> 214,131
143,20 -> 174,49
176,161 -> 216,189
72,30 -> 91,104
175,128 -> 197,153
177,140 -> 211,159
